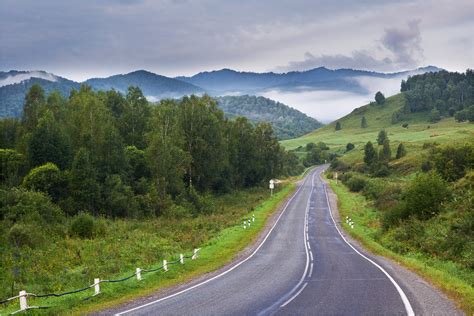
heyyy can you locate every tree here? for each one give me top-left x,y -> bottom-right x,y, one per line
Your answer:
22,163 -> 64,202
375,91 -> 385,105
22,84 -> 45,131
346,143 -> 355,152
429,109 -> 441,123
120,86 -> 150,149
364,141 -> 378,166
0,149 -> 27,187
335,121 -> 342,131
28,110 -> 71,169
396,143 -> 407,159
379,139 -> 391,161
69,148 -> 100,215
377,129 -> 388,145
361,116 -> 368,128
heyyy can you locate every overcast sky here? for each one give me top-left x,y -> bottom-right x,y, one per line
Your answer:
0,0 -> 472,81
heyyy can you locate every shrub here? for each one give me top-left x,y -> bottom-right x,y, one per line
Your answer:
372,163 -> 391,177
346,176 -> 367,192
403,172 -> 450,220
362,180 -> 385,200
70,212 -> 95,239
330,158 -> 349,172
431,144 -> 474,182
395,143 -> 407,159
375,184 -> 402,211
8,223 -> 42,248
22,162 -> 64,201
346,143 -> 355,152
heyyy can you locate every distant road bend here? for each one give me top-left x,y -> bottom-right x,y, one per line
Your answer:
113,166 -> 450,315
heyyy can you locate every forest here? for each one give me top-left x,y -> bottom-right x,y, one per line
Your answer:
0,84 -> 301,224
401,69 -> 474,122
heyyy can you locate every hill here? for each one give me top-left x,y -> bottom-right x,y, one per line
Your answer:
176,66 -> 442,95
216,95 -> 323,139
84,70 -> 204,99
0,72 -> 80,117
282,93 -> 474,163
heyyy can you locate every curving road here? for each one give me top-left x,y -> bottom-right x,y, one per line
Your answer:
112,166 -> 454,315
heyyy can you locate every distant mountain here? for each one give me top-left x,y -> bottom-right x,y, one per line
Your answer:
177,66 -> 443,95
84,70 -> 204,99
0,71 -> 80,117
216,95 -> 323,139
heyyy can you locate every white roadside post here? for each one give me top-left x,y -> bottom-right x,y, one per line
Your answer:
93,278 -> 100,296
19,290 -> 28,311
192,248 -> 200,260
136,268 -> 142,281
252,214 -> 255,222
163,260 -> 168,272
269,179 -> 275,196
335,172 -> 338,184
180,254 -> 184,264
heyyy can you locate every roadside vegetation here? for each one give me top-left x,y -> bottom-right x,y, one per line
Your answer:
284,69 -> 474,312
0,84 -> 303,313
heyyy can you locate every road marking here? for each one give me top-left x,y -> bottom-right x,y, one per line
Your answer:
308,262 -> 314,278
309,250 -> 313,262
115,169 -> 317,316
280,282 -> 308,308
319,173 -> 415,316
259,168 -> 318,314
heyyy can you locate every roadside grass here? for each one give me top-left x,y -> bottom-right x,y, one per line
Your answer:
0,182 -> 296,315
328,180 -> 474,314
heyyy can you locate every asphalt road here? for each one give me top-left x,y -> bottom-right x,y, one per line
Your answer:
113,166 -> 442,315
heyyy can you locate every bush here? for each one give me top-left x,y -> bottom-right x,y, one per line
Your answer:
346,143 -> 355,152
8,223 -> 42,248
346,176 -> 367,192
375,184 -> 402,211
431,144 -> 474,182
362,180 -> 385,200
330,158 -> 349,172
403,172 -> 450,220
70,212 -> 95,239
22,162 -> 65,201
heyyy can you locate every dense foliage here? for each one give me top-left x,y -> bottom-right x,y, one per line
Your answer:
216,95 -> 323,140
401,69 -> 474,120
1,84 -> 299,222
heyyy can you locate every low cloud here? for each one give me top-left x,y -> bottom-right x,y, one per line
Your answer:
0,71 -> 57,87
277,20 -> 424,72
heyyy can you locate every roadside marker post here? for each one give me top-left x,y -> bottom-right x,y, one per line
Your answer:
269,179 -> 275,196
180,254 -> 184,264
93,278 -> 100,296
136,268 -> 142,280
19,290 -> 27,311
163,260 -> 168,272
192,248 -> 200,260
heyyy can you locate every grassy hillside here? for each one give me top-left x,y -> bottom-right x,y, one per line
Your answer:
282,93 -> 474,170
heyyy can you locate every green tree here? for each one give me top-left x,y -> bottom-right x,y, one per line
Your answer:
0,149 -> 27,187
361,116 -> 368,128
429,108 -> 441,122
69,148 -> 100,215
22,163 -> 64,202
22,84 -> 46,131
27,110 -> 71,169
395,143 -> 407,159
375,91 -> 385,105
377,129 -> 388,145
120,86 -> 150,149
364,141 -> 378,166
335,121 -> 342,131
379,139 -> 391,161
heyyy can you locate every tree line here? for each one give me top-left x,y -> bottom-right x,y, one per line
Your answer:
400,69 -> 474,122
1,84 -> 300,219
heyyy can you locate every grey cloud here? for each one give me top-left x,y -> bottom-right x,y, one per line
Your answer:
277,20 -> 424,72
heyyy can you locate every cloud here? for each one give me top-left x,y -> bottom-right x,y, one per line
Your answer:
277,20 -> 424,72
0,71 -> 57,87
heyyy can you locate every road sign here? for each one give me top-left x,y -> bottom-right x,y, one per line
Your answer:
269,179 -> 275,195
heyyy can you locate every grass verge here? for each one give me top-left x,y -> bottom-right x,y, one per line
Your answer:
328,179 -> 474,314
0,182 -> 296,315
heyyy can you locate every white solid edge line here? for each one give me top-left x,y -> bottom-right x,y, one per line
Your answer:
115,169 -> 316,316
319,173 -> 415,316
280,282 -> 308,308
309,262 -> 314,278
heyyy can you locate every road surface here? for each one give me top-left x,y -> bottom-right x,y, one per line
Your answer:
112,166 -> 456,315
